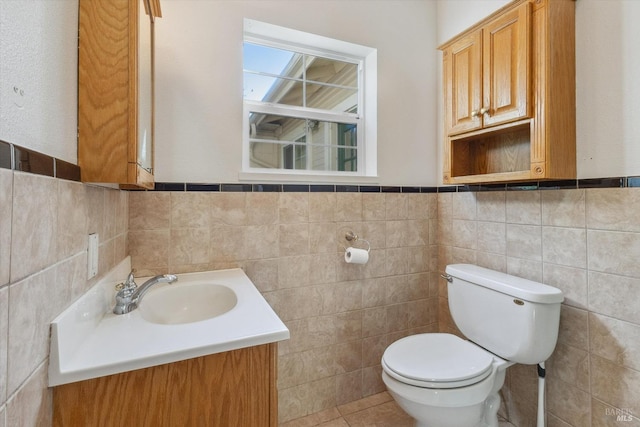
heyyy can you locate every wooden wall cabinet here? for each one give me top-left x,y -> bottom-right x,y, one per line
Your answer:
440,0 -> 576,184
53,343 -> 279,427
78,0 -> 161,190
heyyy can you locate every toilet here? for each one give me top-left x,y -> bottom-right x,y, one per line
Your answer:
382,264 -> 563,427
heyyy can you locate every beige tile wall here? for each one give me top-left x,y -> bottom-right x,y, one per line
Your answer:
438,188 -> 640,426
0,169 -> 128,426
128,190 -> 440,423
4,177 -> 640,426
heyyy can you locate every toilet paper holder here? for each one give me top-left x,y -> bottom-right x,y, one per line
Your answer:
343,231 -> 371,253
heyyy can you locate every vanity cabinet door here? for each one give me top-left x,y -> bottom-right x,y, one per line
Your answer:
53,343 -> 279,427
78,0 -> 160,190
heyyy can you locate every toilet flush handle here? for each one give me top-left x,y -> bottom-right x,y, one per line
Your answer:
440,273 -> 453,283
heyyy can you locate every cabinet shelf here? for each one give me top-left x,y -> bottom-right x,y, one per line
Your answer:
449,120 -> 531,181
446,171 -> 533,185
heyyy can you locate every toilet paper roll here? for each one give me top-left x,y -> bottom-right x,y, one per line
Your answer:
344,247 -> 369,264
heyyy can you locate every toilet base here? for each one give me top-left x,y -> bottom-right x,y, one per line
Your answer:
390,392 -> 501,427
382,359 -> 511,427
482,391 -> 501,427
391,394 -> 485,427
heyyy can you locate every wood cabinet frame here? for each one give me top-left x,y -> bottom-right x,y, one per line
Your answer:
440,0 -> 575,184
78,0 -> 161,189
53,343 -> 279,427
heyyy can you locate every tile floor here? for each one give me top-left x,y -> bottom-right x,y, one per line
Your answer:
280,392 -> 413,427
280,392 -> 518,427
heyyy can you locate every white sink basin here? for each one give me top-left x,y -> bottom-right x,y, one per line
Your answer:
48,260 -> 289,387
139,283 -> 238,325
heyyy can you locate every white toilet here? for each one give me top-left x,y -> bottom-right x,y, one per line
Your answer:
382,264 -> 563,427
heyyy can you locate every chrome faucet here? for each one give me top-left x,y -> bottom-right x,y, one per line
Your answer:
113,270 -> 178,314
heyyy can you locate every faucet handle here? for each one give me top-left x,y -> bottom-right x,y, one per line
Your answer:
125,270 -> 136,286
115,270 -> 137,293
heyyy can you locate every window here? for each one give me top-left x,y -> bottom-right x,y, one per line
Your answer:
242,19 -> 377,179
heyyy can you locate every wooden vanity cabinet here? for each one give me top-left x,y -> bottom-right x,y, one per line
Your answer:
52,343 -> 279,427
440,0 -> 575,184
78,0 -> 161,190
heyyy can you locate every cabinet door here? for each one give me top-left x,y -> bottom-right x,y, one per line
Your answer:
443,30 -> 482,136
53,344 -> 278,427
78,0 -> 158,190
482,2 -> 531,127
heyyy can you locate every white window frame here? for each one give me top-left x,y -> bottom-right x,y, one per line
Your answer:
240,18 -> 378,182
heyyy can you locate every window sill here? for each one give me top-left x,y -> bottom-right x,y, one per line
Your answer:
238,170 -> 379,185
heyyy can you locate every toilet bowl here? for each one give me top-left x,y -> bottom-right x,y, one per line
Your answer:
381,264 -> 564,427
382,333 -> 513,427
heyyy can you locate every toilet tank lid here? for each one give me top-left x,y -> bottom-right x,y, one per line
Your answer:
446,264 -> 564,304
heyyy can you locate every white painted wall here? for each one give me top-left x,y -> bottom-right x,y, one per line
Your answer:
575,0 -> 640,179
154,0 -> 438,185
0,0 -> 78,163
436,0 -> 640,182
2,1 -> 639,183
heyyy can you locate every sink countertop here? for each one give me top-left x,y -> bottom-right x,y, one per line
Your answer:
48,258 -> 289,387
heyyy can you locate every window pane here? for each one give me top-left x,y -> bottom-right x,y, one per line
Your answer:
306,82 -> 358,113
249,112 -> 357,172
305,56 -> 358,86
243,43 -> 297,77
250,142 -> 284,168
244,44 -> 359,112
250,113 -> 307,142
249,141 -> 308,170
243,20 -> 378,177
244,73 -> 303,106
305,145 -> 357,172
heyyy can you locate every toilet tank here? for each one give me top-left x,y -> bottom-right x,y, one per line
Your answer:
445,264 -> 563,365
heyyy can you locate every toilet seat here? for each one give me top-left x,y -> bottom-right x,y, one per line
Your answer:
382,333 -> 494,389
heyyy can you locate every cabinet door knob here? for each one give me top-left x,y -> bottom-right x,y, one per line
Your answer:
471,110 -> 479,118
480,107 -> 490,116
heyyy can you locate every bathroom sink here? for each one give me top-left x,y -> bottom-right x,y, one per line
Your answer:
49,262 -> 289,387
139,282 -> 238,325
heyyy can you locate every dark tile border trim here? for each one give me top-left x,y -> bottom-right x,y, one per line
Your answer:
0,140 -> 11,169
2,138 -> 633,192
420,187 -> 439,193
152,182 -> 455,193
149,177 -> 636,194
311,185 -> 335,192
401,186 -> 421,193
381,186 -> 401,193
283,184 -> 310,192
0,139 -> 81,182
154,182 -> 186,191
186,183 -> 220,192
55,158 -> 82,182
437,186 -> 457,193
336,185 -> 359,192
538,180 -> 578,190
627,177 -> 640,187
14,145 -> 54,177
221,184 -> 252,192
578,177 -> 625,188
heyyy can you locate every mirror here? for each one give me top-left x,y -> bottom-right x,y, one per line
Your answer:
137,0 -> 153,173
